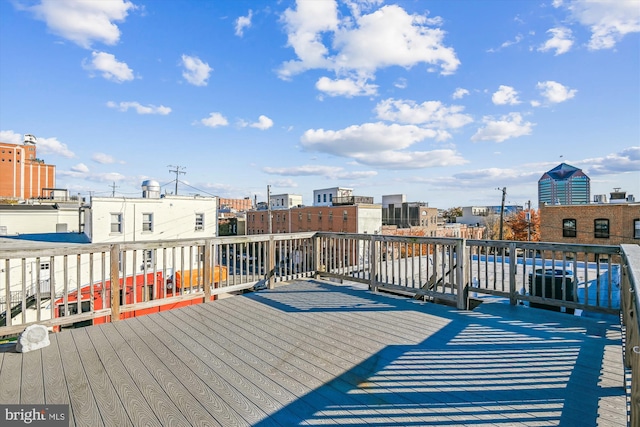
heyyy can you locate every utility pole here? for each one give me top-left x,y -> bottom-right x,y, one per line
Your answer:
168,165 -> 186,195
498,187 -> 506,240
267,184 -> 272,234
110,182 -> 119,197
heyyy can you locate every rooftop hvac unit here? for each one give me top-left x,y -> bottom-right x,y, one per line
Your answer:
141,180 -> 161,199
593,194 -> 607,204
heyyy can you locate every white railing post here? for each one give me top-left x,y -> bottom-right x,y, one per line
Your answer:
203,240 -> 212,302
509,242 -> 518,305
456,239 -> 467,310
369,235 -> 378,292
268,236 -> 276,289
110,244 -> 120,322
313,234 -> 322,279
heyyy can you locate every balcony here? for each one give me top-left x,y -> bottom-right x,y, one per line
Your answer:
0,233 -> 637,426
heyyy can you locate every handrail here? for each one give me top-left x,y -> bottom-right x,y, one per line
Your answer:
621,244 -> 640,425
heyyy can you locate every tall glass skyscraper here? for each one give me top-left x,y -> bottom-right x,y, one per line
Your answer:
538,163 -> 590,206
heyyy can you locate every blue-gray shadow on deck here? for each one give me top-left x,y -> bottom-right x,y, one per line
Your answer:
251,281 -> 623,426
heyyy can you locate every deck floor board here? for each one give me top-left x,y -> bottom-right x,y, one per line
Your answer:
0,279 -> 628,426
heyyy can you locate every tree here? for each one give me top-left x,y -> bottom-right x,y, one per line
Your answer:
442,207 -> 462,223
506,209 -> 540,241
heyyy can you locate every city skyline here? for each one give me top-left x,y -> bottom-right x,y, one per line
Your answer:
1,0 -> 638,209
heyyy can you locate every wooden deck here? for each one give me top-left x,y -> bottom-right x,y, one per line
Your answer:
0,279 -> 627,426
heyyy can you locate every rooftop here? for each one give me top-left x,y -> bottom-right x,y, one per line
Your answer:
0,279 -> 626,426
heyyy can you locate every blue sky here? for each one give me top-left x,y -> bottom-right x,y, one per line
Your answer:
1,0 -> 638,209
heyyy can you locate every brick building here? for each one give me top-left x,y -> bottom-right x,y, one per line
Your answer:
0,135 -> 55,200
540,202 -> 640,246
246,204 -> 382,235
218,197 -> 253,212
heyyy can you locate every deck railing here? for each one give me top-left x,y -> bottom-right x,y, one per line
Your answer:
0,233 -> 316,336
1,232 -> 639,425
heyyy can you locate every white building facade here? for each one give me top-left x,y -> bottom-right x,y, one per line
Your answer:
313,187 -> 353,207
270,193 -> 303,210
85,194 -> 218,243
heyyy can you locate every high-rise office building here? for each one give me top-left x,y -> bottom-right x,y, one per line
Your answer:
538,163 -> 590,206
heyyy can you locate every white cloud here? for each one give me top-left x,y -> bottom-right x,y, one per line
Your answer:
538,27 -> 574,55
471,113 -> 534,143
536,80 -> 577,104
492,85 -> 521,105
563,0 -> 640,50
279,3 -> 459,91
263,164 -> 377,179
301,122 -> 438,156
354,149 -> 468,169
27,0 -> 135,48
487,34 -> 523,53
200,112 -> 229,128
375,98 -> 473,131
582,146 -> 640,175
250,115 -> 274,130
106,101 -> 171,115
92,153 -> 117,164
452,88 -> 469,99
315,76 -> 378,97
34,136 -> 75,158
181,55 -> 212,86
71,163 -> 89,173
393,78 -> 407,89
83,51 -> 134,82
0,131 -> 74,158
300,122 -> 468,169
235,10 -> 253,37
0,130 -> 23,144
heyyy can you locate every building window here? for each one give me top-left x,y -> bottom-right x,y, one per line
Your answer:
318,211 -> 322,221
298,213 -> 302,221
323,194 -> 327,203
317,194 -> 321,203
562,218 -> 576,238
594,219 -> 609,238
307,213 -> 311,221
110,213 -> 123,233
143,250 -> 153,268
329,212 -> 333,221
142,213 -> 153,232
329,194 -> 333,203
343,210 -> 348,221
195,213 -> 205,231
634,219 -> 640,239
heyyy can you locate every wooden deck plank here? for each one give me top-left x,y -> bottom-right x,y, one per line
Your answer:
84,325 -> 162,427
0,279 -> 628,426
72,327 -> 132,427
111,320 -> 225,427
183,302 -> 351,424
140,312 -> 271,426
158,308 -> 295,426
42,334 -> 75,426
99,323 -> 193,427
187,303 -> 367,424
120,317 -> 237,427
0,348 -> 21,404
211,297 -> 423,424
20,347 -> 44,404
56,330 -> 105,427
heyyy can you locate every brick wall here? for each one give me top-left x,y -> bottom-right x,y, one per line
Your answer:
540,203 -> 640,245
